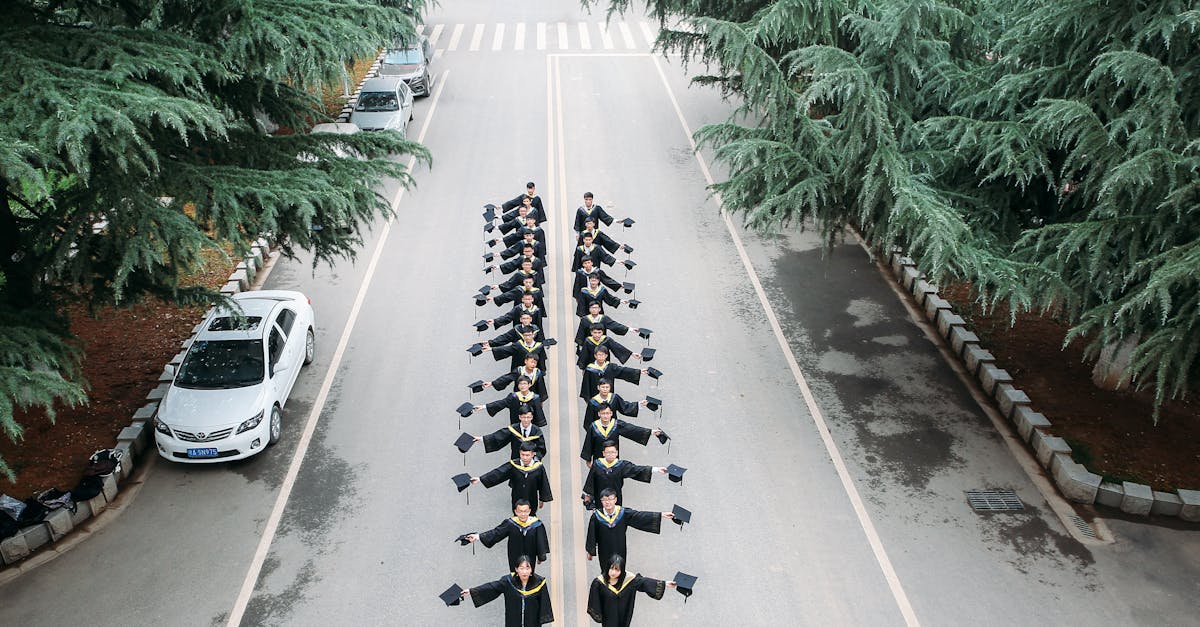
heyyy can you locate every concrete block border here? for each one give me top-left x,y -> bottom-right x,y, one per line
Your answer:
1,238 -> 279,569
883,249 -> 1196,521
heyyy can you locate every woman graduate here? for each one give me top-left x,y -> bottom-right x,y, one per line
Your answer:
462,556 -> 554,626
586,555 -> 676,627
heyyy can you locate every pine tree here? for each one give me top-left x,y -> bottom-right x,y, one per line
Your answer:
0,0 -> 433,478
593,0 -> 1200,414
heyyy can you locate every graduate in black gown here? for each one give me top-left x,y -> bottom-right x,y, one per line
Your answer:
473,376 -> 548,426
573,192 -> 615,233
577,325 -> 642,368
584,489 -> 675,573
581,441 -> 666,508
583,379 -> 645,427
489,354 -> 549,399
471,443 -> 554,515
572,233 -> 618,272
574,300 -> 639,346
486,315 -> 543,347
461,500 -> 550,570
500,182 -> 545,217
470,408 -> 547,459
580,405 -> 663,465
576,277 -> 624,317
580,346 -> 645,399
572,257 -> 623,293
486,328 -> 552,371
491,293 -> 546,330
462,555 -> 554,626
586,555 -> 676,627
493,279 -> 546,311
577,218 -> 631,256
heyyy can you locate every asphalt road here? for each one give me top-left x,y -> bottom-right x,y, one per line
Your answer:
1,2 -> 1198,626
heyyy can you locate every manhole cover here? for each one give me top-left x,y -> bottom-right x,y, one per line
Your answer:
966,489 -> 1024,512
1067,514 -> 1098,539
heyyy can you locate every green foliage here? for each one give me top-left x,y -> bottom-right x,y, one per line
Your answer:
596,0 -> 1200,414
0,0 -> 434,478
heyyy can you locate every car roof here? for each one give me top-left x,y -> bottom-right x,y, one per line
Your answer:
361,77 -> 405,92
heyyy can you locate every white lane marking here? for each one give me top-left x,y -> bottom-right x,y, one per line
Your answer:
648,54 -> 923,627
618,22 -> 636,49
428,23 -> 445,47
557,22 -> 569,50
225,71 -> 452,627
515,22 -> 526,51
537,22 -> 547,50
492,23 -> 506,51
598,23 -> 614,49
544,55 -> 567,627
639,22 -> 656,47
577,22 -> 591,50
469,24 -> 484,51
447,23 -> 464,51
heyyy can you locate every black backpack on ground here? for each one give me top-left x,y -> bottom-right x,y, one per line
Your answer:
0,511 -> 17,540
16,497 -> 47,527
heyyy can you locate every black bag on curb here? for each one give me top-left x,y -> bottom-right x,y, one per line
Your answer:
16,497 -> 47,527
84,449 -> 123,478
36,488 -> 76,514
71,475 -> 104,501
0,511 -> 18,540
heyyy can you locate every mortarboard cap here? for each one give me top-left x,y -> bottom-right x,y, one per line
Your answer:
454,432 -> 476,454
622,259 -> 637,270
671,504 -> 692,526
656,428 -> 670,444
543,338 -> 557,347
666,463 -> 686,483
673,572 -> 697,599
483,252 -> 494,263
638,328 -> 653,339
627,299 -> 642,309
516,324 -> 536,334
483,206 -> 497,221
473,294 -> 488,306
468,379 -> 486,393
640,348 -> 656,362
473,320 -> 489,332
646,366 -> 663,380
624,244 -> 634,254
467,343 -> 484,357
620,218 -> 635,227
622,282 -> 635,294
454,534 -> 472,546
478,285 -> 492,295
451,473 -> 472,492
440,583 -> 464,606
483,203 -> 497,211
456,402 -> 475,418
645,396 -> 662,411
484,222 -> 495,233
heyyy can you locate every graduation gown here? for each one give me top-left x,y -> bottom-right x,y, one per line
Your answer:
574,203 -> 614,233
493,339 -> 551,371
586,574 -> 667,627
502,230 -> 548,252
502,192 -> 545,216
580,361 -> 641,399
470,573 -> 554,626
492,365 -> 549,399
500,240 -> 547,261
482,423 -> 548,459
577,228 -> 624,254
572,267 -> 623,294
494,304 -> 546,329
575,285 -> 621,317
485,390 -> 549,427
583,392 -> 640,428
582,458 -> 654,507
480,459 -> 554,515
580,419 -> 653,462
585,506 -> 663,572
478,515 -> 550,570
494,286 -> 546,311
572,244 -> 617,272
574,313 -> 631,346
576,335 -> 633,368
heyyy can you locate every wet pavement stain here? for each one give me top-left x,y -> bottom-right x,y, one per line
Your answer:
242,557 -> 320,627
980,507 -> 1096,582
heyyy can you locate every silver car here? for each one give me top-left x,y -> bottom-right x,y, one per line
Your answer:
349,77 -> 414,135
379,36 -> 434,97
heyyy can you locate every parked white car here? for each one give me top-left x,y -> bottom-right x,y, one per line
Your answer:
348,77 -> 414,135
154,291 -> 316,463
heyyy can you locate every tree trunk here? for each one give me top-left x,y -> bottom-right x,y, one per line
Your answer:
1091,333 -> 1140,391
0,185 -> 38,305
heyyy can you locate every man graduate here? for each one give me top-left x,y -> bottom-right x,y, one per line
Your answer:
580,405 -> 664,465
469,407 -> 548,459
485,313 -> 542,347
583,379 -> 646,427
493,276 -> 547,310
488,353 -> 549,399
580,346 -> 645,399
573,191 -> 615,233
491,292 -> 546,330
498,232 -> 547,262
577,217 -> 632,256
470,442 -> 554,515
584,489 -> 675,573
574,301 -> 641,346
576,325 -> 643,368
501,182 -> 545,218
486,327 -> 553,371
473,376 -> 548,426
575,276 -> 624,317
460,499 -> 550,571
581,441 -> 667,508
572,257 -> 623,294
572,231 -> 618,272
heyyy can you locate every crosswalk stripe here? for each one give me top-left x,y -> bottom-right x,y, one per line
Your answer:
447,23 -> 464,51
537,22 -> 546,50
598,22 -> 614,49
469,23 -> 484,51
577,22 -> 591,50
557,22 -> 569,50
639,21 -> 656,47
618,22 -> 636,49
515,22 -> 526,51
428,23 -> 444,47
492,23 -> 505,51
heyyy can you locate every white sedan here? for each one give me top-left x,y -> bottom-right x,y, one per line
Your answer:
154,291 -> 315,463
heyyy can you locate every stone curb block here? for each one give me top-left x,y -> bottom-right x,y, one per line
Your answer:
1151,491 -> 1183,517
219,280 -> 242,296
1120,482 -> 1154,516
901,266 -> 921,291
1,534 -> 30,565
68,500 -> 93,527
87,493 -> 107,517
169,350 -> 186,365
924,295 -> 951,323
963,345 -> 995,376
978,364 -> 1013,397
44,508 -> 73,541
19,524 -> 51,554
133,402 -> 158,422
913,279 -> 938,307
936,311 -> 965,339
949,327 -> 979,358
146,383 -> 169,401
1014,406 -> 1052,442
117,424 -> 145,456
995,384 -> 1031,420
1035,434 -> 1071,469
1051,455 -> 1102,503
1096,481 -> 1124,508
1176,490 -> 1200,522
229,267 -> 249,292
237,260 -> 256,285
114,442 -> 135,480
101,474 -> 119,502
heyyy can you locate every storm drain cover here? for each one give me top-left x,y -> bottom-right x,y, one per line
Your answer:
966,489 -> 1024,512
1067,514 -> 1098,539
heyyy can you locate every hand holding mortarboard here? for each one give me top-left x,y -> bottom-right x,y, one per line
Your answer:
620,218 -> 635,228
672,572 -> 698,601
439,583 -> 465,606
670,504 -> 692,527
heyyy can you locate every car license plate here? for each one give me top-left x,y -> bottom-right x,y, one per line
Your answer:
187,447 -> 219,458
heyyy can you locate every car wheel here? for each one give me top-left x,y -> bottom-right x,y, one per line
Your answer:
422,71 -> 432,96
268,405 -> 283,446
304,327 -> 315,365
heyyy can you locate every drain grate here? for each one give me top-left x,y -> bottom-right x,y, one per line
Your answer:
966,489 -> 1024,512
1067,514 -> 1098,539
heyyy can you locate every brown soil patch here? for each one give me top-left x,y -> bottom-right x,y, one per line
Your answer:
942,283 -> 1199,491
0,247 -> 234,499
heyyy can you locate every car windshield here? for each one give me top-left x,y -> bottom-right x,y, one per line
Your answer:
357,91 -> 399,112
384,48 -> 424,64
175,339 -> 265,389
